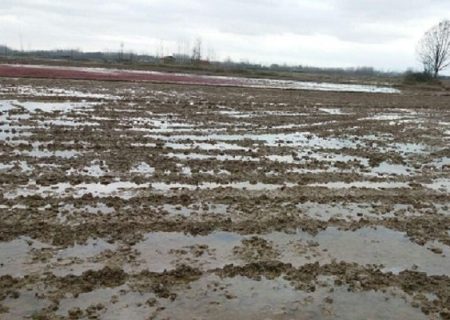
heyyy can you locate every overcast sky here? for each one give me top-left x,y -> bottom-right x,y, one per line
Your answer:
1,0 -> 449,71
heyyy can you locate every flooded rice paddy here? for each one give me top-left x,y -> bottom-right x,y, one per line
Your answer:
0,78 -> 449,319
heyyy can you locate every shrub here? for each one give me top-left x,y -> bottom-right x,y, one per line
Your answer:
403,71 -> 436,84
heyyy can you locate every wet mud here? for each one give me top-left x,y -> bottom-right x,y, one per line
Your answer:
0,77 -> 449,319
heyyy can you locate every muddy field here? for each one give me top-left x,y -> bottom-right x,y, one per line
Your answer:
0,64 -> 398,93
0,76 -> 449,319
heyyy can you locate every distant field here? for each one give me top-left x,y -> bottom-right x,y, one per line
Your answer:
0,63 -> 238,86
0,57 -> 400,85
0,63 -> 399,93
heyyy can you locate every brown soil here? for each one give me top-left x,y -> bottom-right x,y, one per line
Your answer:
0,76 -> 449,319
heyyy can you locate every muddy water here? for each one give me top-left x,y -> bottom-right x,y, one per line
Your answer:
0,78 -> 449,319
124,227 -> 450,276
157,275 -> 426,320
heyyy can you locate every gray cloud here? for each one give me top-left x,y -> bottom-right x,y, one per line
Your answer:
0,0 -> 449,71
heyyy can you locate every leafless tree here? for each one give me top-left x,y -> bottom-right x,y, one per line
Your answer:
417,20 -> 450,78
119,42 -> 124,61
191,37 -> 202,63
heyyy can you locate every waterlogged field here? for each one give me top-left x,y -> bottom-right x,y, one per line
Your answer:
0,64 -> 399,93
0,77 -> 449,319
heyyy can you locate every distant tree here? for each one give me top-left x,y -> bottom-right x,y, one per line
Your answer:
119,42 -> 124,61
0,44 -> 8,56
417,20 -> 450,78
191,38 -> 202,63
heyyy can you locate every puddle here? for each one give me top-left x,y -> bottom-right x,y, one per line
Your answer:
368,162 -> 413,176
56,285 -> 154,319
159,203 -> 229,217
2,289 -> 51,319
67,161 -> 109,177
296,202 -> 423,221
44,239 -> 117,277
309,181 -> 410,189
15,100 -> 97,113
364,113 -> 412,121
288,167 -> 349,174
150,181 -> 296,191
237,77 -> 400,93
165,142 -> 247,151
126,118 -> 194,128
428,157 -> 450,169
131,231 -> 243,272
267,227 -> 450,276
56,238 -> 116,260
4,161 -> 34,172
0,125 -> 32,140
425,178 -> 450,193
217,110 -> 254,118
19,148 -> 81,159
164,152 -> 259,162
148,132 -> 358,149
157,275 -> 424,320
4,181 -> 150,200
0,237 -> 54,277
0,163 -> 14,171
0,236 -> 116,277
123,118 -> 200,134
0,99 -> 18,111
306,152 -> 369,165
1,85 -> 118,99
319,108 -> 344,115
390,143 -> 428,155
128,126 -> 204,134
39,119 -> 99,127
130,162 -> 155,175
435,204 -> 450,216
296,202 -> 381,221
180,166 -> 192,176
5,181 -> 295,199
60,203 -> 115,216
130,143 -> 157,148
131,227 -> 449,276
279,153 -> 368,171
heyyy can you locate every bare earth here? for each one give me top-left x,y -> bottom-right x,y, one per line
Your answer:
0,75 -> 449,319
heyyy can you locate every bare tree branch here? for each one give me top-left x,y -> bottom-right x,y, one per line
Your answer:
417,20 -> 450,78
